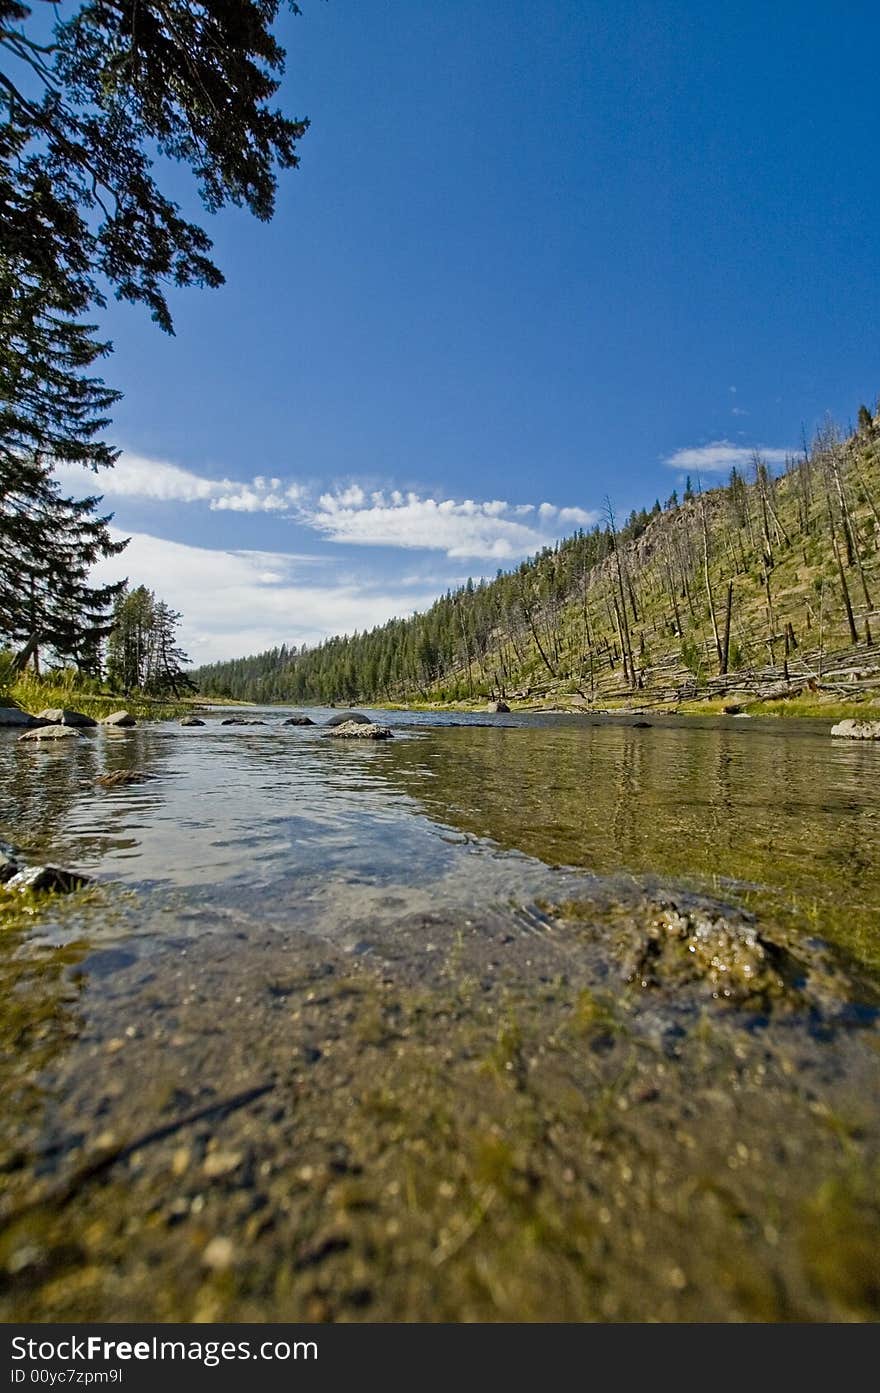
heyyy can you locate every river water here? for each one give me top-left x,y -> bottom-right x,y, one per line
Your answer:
1,708 -> 879,1321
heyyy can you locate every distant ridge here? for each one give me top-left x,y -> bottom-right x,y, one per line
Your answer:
193,404 -> 880,709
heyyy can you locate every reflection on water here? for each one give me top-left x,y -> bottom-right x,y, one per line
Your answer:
1,708 -> 878,968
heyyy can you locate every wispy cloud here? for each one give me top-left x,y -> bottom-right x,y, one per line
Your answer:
665,441 -> 793,473
303,489 -> 599,559
55,453 -> 305,514
92,531 -> 435,665
56,454 -> 598,558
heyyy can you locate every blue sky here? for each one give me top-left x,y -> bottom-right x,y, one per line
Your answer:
60,0 -> 879,663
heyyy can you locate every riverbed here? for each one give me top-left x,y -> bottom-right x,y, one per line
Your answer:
1,708 -> 878,1320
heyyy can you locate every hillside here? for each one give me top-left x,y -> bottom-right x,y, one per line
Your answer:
193,406 -> 880,711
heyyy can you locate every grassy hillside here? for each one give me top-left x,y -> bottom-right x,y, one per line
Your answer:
194,406 -> 880,711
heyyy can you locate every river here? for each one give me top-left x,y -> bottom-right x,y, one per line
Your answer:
1,708 -> 878,1320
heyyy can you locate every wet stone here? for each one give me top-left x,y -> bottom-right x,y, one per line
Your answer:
6,864 -> 92,893
323,722 -> 393,740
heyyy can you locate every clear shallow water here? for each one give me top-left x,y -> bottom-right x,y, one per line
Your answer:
1,705 -> 878,967
3,706 -> 880,1322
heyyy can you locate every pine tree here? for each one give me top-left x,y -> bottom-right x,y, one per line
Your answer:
106,585 -> 193,695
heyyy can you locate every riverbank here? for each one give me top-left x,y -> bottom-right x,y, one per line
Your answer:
372,690 -> 880,723
1,675 -> 200,723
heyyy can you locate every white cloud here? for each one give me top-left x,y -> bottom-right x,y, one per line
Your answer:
664,441 -> 793,473
92,531 -> 436,666
301,490 -> 600,559
55,454 -> 598,557
55,453 -> 305,514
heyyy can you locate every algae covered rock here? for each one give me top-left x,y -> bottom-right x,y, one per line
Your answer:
323,721 -> 393,740
95,770 -> 154,787
18,725 -> 81,742
830,719 -> 880,740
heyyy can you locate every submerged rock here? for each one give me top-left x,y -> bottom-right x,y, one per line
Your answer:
179,716 -> 205,727
7,864 -> 92,893
830,719 -> 880,740
487,700 -> 511,713
18,725 -> 81,742
220,717 -> 267,726
283,715 -> 315,726
615,901 -> 784,1002
101,710 -> 136,727
553,895 -> 859,1017
95,770 -> 154,787
323,721 -> 393,740
325,711 -> 371,727
37,707 -> 97,727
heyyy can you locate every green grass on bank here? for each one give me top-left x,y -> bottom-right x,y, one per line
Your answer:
1,670 -> 193,722
367,691 -> 880,722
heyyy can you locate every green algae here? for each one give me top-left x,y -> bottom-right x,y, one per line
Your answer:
1,889 -> 878,1322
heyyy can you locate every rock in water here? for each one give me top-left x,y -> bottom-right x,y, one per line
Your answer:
101,710 -> 136,727
7,864 -> 93,893
220,717 -> 266,726
0,704 -> 38,727
323,721 -> 392,740
487,700 -> 511,713
0,849 -> 21,883
37,707 -> 97,727
324,711 -> 371,727
18,725 -> 81,742
179,716 -> 205,726
95,770 -> 154,787
830,719 -> 880,740
283,715 -> 315,726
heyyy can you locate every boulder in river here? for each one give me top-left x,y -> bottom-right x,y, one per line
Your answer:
7,864 -> 93,893
283,715 -> 314,726
487,700 -> 511,713
830,719 -> 880,740
324,711 -> 370,727
220,717 -> 266,726
0,704 -> 38,727
18,724 -> 81,742
179,716 -> 205,726
323,721 -> 392,740
101,710 -> 136,727
37,707 -> 97,727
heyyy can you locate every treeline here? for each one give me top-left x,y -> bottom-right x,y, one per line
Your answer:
106,586 -> 193,697
194,404 -> 880,706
